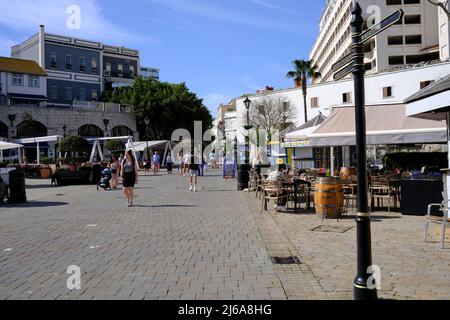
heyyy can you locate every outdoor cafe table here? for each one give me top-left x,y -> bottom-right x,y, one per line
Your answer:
283,179 -> 312,213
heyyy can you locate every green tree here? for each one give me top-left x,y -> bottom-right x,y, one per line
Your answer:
57,136 -> 90,154
105,78 -> 213,140
105,140 -> 125,153
286,59 -> 321,123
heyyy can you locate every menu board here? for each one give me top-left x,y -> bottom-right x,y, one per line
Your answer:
223,162 -> 236,179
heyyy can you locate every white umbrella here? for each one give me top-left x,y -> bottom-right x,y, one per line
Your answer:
0,141 -> 23,163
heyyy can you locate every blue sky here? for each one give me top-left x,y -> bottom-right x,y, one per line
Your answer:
0,0 -> 326,117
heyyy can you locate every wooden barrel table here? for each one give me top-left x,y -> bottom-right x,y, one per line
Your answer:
313,177 -> 344,219
340,167 -> 357,180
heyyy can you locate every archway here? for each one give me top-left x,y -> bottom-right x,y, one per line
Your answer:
112,125 -> 133,137
78,124 -> 104,138
16,120 -> 48,163
0,121 -> 8,139
16,120 -> 47,139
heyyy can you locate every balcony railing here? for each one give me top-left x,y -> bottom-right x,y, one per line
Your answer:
72,100 -> 132,113
104,71 -> 136,79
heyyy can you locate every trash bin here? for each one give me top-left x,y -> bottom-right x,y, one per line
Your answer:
237,164 -> 251,191
92,164 -> 102,185
0,176 -> 4,203
8,168 -> 26,203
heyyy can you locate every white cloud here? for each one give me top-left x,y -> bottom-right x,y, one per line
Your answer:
0,0 -> 153,46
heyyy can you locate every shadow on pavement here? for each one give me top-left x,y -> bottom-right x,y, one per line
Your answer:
1,201 -> 69,208
26,184 -> 53,189
132,204 -> 198,208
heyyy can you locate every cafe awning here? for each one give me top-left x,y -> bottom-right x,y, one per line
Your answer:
309,104 -> 447,146
405,74 -> 450,121
0,141 -> 23,151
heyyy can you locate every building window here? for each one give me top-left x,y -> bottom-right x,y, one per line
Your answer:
105,62 -> 111,76
65,87 -> 72,100
420,80 -> 434,90
118,64 -> 123,77
50,53 -> 57,68
28,75 -> 40,88
389,55 -> 404,65
80,57 -> 86,72
50,86 -> 58,99
129,65 -> 135,78
92,89 -> 98,101
388,35 -> 403,45
92,57 -> 98,73
405,35 -> 422,45
404,0 -> 420,4
65,55 -> 72,70
383,86 -> 393,98
282,101 -> 290,112
12,74 -> 24,86
386,0 -> 401,5
311,97 -> 319,108
79,88 -> 86,101
405,15 -> 421,24
342,92 -> 352,104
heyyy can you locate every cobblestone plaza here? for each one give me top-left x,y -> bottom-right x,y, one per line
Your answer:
1,170 -> 449,300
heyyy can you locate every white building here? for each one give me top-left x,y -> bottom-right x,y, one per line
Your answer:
0,56 -> 47,107
438,1 -> 450,60
311,0 -> 443,83
232,60 -> 450,144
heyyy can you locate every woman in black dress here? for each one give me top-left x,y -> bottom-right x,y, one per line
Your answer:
120,150 -> 138,207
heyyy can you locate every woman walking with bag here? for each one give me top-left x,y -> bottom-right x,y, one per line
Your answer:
121,150 -> 139,207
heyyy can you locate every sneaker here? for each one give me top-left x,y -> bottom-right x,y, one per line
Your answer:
189,185 -> 193,192
193,185 -> 197,192
277,206 -> 288,213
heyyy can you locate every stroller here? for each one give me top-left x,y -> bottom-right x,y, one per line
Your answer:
97,168 -> 112,191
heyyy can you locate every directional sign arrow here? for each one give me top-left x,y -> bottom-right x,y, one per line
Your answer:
332,52 -> 354,73
333,62 -> 354,81
360,9 -> 404,44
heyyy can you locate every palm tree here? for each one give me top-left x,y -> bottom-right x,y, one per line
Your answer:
286,59 -> 321,123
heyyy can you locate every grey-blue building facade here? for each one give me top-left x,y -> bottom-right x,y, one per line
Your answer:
11,25 -> 143,107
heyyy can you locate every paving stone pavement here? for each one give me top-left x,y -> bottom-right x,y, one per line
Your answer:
246,193 -> 450,300
0,170 -> 328,300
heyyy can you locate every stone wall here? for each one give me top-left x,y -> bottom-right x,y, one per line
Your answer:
0,105 -> 138,140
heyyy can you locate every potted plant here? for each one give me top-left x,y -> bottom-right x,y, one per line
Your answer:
39,157 -> 52,179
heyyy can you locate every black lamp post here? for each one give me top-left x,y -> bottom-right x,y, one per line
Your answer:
243,97 -> 253,166
103,118 -> 110,131
62,124 -> 67,138
8,114 -> 16,139
144,118 -> 150,159
8,114 -> 16,127
351,3 -> 377,300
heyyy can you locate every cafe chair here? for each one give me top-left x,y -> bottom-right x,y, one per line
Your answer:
261,181 -> 288,214
424,203 -> 450,249
370,182 -> 395,213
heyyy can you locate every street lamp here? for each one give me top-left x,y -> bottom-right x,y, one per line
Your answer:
8,114 -> 16,127
243,97 -> 253,166
62,124 -> 67,138
103,118 -> 110,131
144,118 -> 150,159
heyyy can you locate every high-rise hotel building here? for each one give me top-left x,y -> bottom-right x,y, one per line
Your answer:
310,0 -> 445,83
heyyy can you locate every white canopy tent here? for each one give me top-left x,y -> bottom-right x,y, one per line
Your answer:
126,140 -> 174,166
15,135 -> 63,165
87,136 -> 136,164
0,141 -> 24,163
